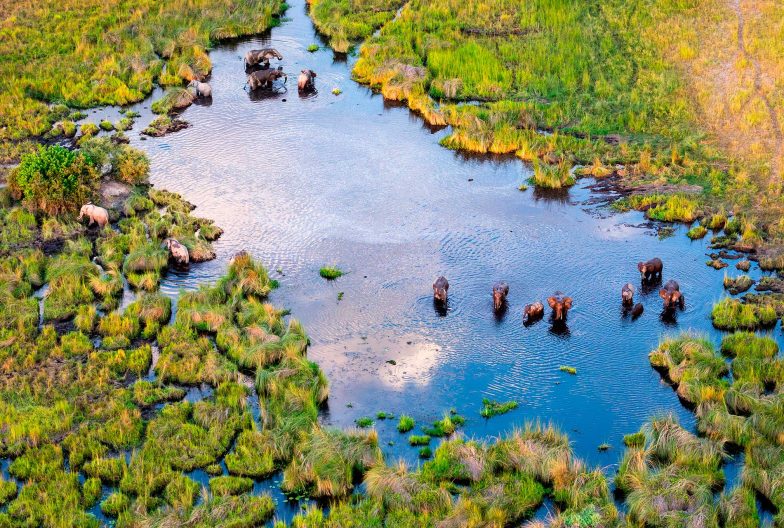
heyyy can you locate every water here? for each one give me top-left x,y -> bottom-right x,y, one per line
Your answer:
79,0 -> 781,516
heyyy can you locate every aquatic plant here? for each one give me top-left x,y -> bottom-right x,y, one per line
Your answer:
529,160 -> 575,189
711,298 -> 777,330
307,44 -> 319,52
479,398 -> 518,418
559,365 -> 577,375
396,414 -> 415,433
687,225 -> 708,239
408,435 -> 430,446
210,475 -> 254,496
319,265 -> 344,279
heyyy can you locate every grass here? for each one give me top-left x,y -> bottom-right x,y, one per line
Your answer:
723,274 -> 754,294
355,416 -> 374,428
711,298 -> 777,330
529,160 -> 575,190
687,225 -> 708,239
408,435 -> 430,446
396,415 -> 414,433
319,265 -> 344,279
559,365 -> 577,375
479,398 -> 518,418
307,44 -> 319,52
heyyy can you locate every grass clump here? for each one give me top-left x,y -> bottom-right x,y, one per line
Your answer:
529,160 -> 574,189
711,298 -> 777,330
319,265 -> 344,279
307,44 -> 319,52
101,492 -> 130,517
687,225 -> 708,239
623,432 -> 645,448
408,435 -> 431,446
396,415 -> 415,433
355,416 -> 374,428
209,475 -> 254,496
723,274 -> 754,295
479,398 -> 518,418
558,365 -> 577,375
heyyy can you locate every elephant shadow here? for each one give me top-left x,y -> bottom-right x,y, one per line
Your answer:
493,304 -> 508,323
548,319 -> 570,337
433,299 -> 448,317
659,309 -> 679,326
247,85 -> 287,102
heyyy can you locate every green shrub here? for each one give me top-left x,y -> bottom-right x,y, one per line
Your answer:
8,145 -> 99,215
115,146 -> 150,184
99,120 -> 114,131
320,266 -> 344,279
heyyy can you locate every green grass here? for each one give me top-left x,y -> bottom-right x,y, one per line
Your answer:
396,415 -> 415,433
723,274 -> 754,294
307,44 -> 320,52
319,265 -> 344,279
408,435 -> 430,446
558,365 -> 577,375
687,225 -> 708,239
529,160 -> 575,190
479,398 -> 518,418
355,416 -> 374,428
711,298 -> 777,330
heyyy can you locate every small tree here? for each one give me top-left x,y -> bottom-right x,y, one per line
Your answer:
9,145 -> 99,215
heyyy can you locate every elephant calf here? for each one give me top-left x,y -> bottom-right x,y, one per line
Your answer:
547,293 -> 573,322
659,279 -> 684,310
433,276 -> 449,304
163,238 -> 189,266
188,80 -> 212,98
298,69 -> 317,91
247,67 -> 287,90
522,301 -> 544,324
79,203 -> 109,228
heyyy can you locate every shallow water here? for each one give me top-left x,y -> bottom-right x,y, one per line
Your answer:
82,0 -> 781,518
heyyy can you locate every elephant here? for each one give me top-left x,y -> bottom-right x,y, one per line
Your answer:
188,80 -> 212,98
659,279 -> 684,310
163,238 -> 189,266
631,303 -> 644,319
433,276 -> 449,304
547,292 -> 573,322
638,257 -> 663,281
492,282 -> 509,312
78,203 -> 109,228
522,301 -> 544,324
247,67 -> 287,90
244,48 -> 283,68
621,283 -> 635,306
297,69 -> 317,91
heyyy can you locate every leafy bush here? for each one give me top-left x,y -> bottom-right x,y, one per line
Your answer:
8,145 -> 99,215
115,146 -> 150,184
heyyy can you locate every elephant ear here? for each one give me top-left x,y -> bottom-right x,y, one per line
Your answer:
672,291 -> 682,302
547,296 -> 557,309
637,262 -> 644,272
659,288 -> 668,299
563,297 -> 573,310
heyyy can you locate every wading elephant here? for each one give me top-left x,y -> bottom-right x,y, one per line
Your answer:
492,282 -> 509,312
433,276 -> 449,304
163,238 -> 189,266
638,257 -> 663,281
244,48 -> 283,68
659,279 -> 684,310
631,303 -> 644,318
522,301 -> 544,324
188,80 -> 212,98
621,283 -> 635,306
78,203 -> 109,228
547,293 -> 573,322
297,69 -> 317,91
247,67 -> 287,90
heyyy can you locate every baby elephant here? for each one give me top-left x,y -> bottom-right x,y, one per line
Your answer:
188,79 -> 212,98
547,293 -> 573,322
638,257 -> 663,281
79,203 -> 109,228
244,48 -> 283,68
621,283 -> 635,306
492,282 -> 509,312
247,67 -> 287,90
659,280 -> 684,310
298,69 -> 317,91
163,238 -> 189,266
631,303 -> 644,319
522,301 -> 544,325
433,276 -> 449,304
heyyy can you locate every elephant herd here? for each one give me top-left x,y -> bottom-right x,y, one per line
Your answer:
244,47 -> 317,93
432,256 -> 684,325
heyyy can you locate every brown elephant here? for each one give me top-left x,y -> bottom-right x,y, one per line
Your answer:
244,48 -> 283,68
621,283 -> 635,306
638,257 -> 663,281
547,293 -> 573,322
631,303 -> 644,318
163,238 -> 189,266
492,282 -> 509,312
659,279 -> 684,310
297,69 -> 317,91
78,203 -> 109,228
433,276 -> 449,304
522,301 -> 544,324
247,67 -> 287,90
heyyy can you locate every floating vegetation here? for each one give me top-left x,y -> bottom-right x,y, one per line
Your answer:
355,416 -> 374,428
319,265 -> 344,279
529,160 -> 575,189
308,44 -> 319,52
479,398 -> 518,418
396,415 -> 415,433
723,274 -> 754,295
558,365 -> 577,375
687,225 -> 708,239
408,435 -> 431,446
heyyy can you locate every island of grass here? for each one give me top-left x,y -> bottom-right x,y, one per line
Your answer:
319,265 -> 344,279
